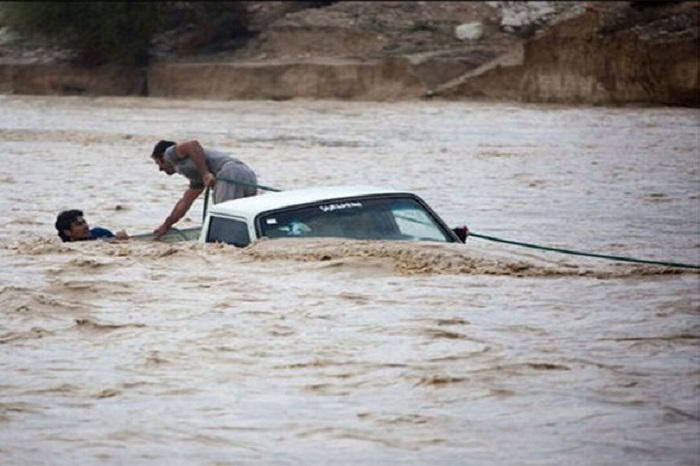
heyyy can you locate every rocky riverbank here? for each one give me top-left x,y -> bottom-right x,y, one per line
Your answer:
0,1 -> 697,106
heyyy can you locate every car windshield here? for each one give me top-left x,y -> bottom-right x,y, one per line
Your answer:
258,196 -> 455,242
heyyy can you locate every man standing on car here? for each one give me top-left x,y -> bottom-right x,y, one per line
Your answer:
150,139 -> 258,239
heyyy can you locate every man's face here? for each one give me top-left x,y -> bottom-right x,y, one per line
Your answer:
154,155 -> 175,175
63,216 -> 91,241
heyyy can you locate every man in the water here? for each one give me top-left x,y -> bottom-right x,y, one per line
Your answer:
55,209 -> 128,242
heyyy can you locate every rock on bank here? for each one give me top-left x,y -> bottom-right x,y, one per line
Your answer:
435,3 -> 700,107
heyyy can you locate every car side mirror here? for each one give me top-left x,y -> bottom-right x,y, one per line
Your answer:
452,225 -> 469,243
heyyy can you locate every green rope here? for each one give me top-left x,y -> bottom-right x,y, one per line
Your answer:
468,232 -> 700,270
129,226 -> 189,241
171,227 -> 189,241
215,176 -> 282,192
202,177 -> 280,222
203,186 -> 210,223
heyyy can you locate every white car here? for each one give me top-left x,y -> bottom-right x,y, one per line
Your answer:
155,185 -> 467,246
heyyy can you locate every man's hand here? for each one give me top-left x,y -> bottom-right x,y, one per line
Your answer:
153,224 -> 170,240
115,230 -> 129,241
203,172 -> 217,188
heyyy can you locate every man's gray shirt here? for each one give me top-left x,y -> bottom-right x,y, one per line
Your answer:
164,146 -> 244,189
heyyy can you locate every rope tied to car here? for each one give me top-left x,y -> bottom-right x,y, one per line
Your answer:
207,177 -> 700,270
129,226 -> 191,241
467,231 -> 700,270
216,176 -> 282,193
202,177 -> 281,222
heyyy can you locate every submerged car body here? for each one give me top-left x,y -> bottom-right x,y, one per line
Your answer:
198,185 -> 466,247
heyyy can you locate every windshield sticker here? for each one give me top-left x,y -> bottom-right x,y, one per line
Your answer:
318,201 -> 363,213
266,218 -> 278,225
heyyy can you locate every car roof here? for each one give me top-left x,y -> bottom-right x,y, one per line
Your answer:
208,185 -> 412,218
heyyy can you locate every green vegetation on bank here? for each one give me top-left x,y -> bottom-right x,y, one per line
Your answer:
0,2 -> 250,67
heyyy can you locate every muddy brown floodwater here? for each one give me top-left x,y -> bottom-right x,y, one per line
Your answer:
1,95 -> 698,466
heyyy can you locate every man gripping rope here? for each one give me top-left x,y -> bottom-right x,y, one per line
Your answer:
150,139 -> 258,239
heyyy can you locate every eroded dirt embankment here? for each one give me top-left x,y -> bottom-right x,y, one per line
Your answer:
0,2 -> 697,106
435,5 -> 700,107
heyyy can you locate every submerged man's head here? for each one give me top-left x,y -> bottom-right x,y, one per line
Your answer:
55,209 -> 91,242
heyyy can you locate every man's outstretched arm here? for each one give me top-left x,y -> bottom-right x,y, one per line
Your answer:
154,187 -> 203,238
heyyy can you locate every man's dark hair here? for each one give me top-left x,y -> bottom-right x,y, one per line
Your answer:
55,209 -> 84,242
152,140 -> 176,158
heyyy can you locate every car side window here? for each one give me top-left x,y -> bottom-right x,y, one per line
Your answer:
393,207 -> 449,241
206,217 -> 251,247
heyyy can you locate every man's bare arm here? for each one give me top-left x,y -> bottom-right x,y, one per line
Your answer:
154,187 -> 203,238
175,140 -> 216,187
